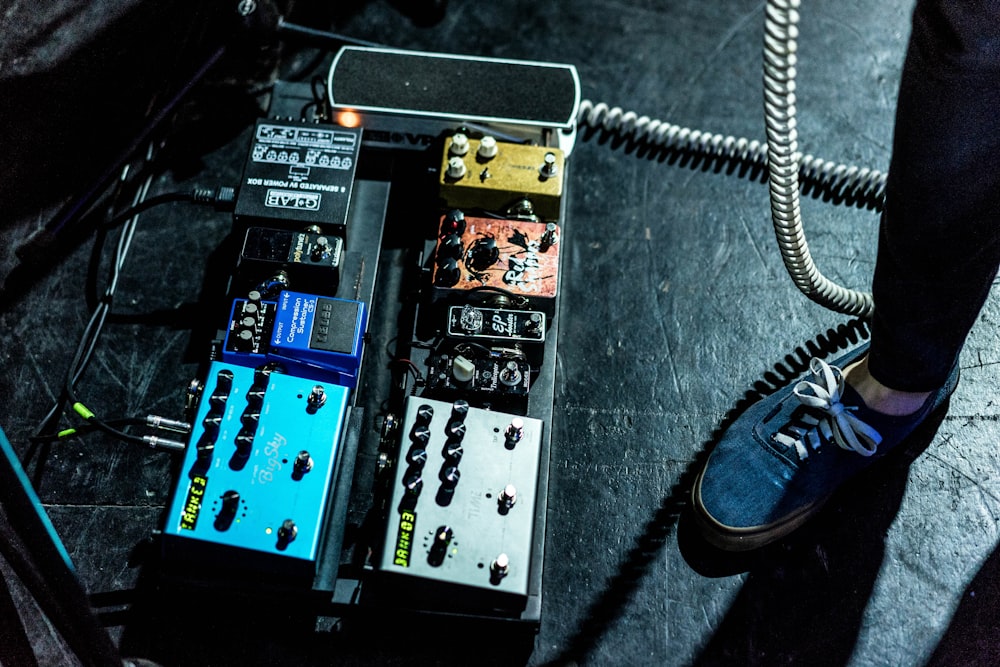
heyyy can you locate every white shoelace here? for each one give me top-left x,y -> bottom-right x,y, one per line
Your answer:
771,358 -> 882,460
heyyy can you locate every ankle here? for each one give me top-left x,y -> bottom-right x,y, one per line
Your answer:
843,356 -> 932,417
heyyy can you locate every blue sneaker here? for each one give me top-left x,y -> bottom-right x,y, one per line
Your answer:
692,343 -> 960,551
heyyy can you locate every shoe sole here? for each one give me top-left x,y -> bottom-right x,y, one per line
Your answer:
691,465 -> 830,551
691,391 -> 958,552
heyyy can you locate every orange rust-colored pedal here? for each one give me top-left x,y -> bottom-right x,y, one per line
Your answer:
431,212 -> 561,312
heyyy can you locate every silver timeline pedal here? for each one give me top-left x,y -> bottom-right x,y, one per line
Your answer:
376,396 -> 543,613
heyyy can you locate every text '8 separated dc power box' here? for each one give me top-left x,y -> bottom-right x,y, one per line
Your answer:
234,119 -> 361,239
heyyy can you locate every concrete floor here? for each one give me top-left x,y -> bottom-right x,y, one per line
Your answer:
3,1 -> 1000,665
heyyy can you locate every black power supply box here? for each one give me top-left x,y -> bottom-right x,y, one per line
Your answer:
233,119 -> 362,240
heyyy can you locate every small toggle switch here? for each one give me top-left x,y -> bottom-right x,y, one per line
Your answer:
428,525 -> 454,566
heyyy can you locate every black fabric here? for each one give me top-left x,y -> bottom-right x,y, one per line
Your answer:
870,0 -> 1000,391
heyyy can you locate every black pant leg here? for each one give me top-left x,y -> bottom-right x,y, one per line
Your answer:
868,0 -> 1000,391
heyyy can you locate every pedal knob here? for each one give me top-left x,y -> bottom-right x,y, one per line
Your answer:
214,490 -> 241,531
450,399 -> 470,423
444,441 -> 463,464
410,423 -> 431,446
504,418 -> 524,447
440,466 -> 461,489
438,232 -> 463,261
446,421 -> 467,441
467,237 -> 498,270
403,471 -> 423,496
435,257 -> 461,287
446,156 -> 467,179
477,135 -> 498,159
407,446 -> 428,467
449,133 -> 470,156
452,356 -> 476,384
239,411 -> 261,430
415,404 -> 434,425
245,388 -> 265,411
234,429 -> 255,456
441,209 -> 466,236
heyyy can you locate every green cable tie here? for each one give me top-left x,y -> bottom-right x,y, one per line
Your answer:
57,428 -> 78,438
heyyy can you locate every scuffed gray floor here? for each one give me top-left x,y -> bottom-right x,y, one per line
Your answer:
4,1 -> 1000,665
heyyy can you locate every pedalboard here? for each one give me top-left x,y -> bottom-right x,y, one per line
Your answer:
162,63 -> 568,628
376,396 -> 543,612
162,361 -> 351,578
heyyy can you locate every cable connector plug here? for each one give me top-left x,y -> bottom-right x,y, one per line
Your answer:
142,435 -> 187,452
191,186 -> 238,211
145,414 -> 193,434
